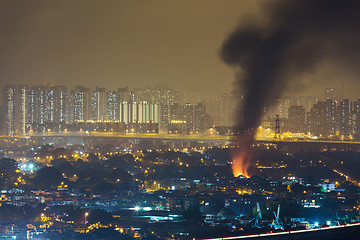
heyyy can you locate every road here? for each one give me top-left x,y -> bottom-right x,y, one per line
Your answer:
201,222 -> 360,240
3,132 -> 360,144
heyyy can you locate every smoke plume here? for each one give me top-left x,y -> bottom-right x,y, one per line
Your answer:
221,0 -> 360,176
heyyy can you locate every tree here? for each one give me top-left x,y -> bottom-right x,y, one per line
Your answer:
52,148 -> 73,160
51,158 -> 76,176
87,153 -> 100,162
33,167 -> 64,188
182,206 -> 204,224
107,168 -> 132,183
0,158 -> 19,188
88,209 -> 114,225
0,158 -> 18,171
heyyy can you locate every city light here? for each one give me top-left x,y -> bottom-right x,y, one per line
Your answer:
1,0 -> 360,239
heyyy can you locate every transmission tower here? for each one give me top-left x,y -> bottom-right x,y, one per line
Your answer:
274,115 -> 280,139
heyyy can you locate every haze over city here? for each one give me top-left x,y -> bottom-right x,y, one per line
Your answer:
1,0 -> 359,99
1,1 -> 360,240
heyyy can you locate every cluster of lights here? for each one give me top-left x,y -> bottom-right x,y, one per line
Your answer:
133,206 -> 152,211
20,163 -> 35,172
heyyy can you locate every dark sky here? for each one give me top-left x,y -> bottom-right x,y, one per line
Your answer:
0,0 -> 358,98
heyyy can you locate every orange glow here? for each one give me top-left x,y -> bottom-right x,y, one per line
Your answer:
232,135 -> 252,178
232,149 -> 251,178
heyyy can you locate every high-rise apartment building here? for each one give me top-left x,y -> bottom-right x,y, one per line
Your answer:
3,85 -> 16,135
107,90 -> 119,122
73,86 -> 90,122
337,99 -> 353,136
169,103 -> 182,122
288,106 -> 306,133
194,103 -> 206,133
275,97 -> 292,119
53,86 -> 68,123
91,87 -> 108,121
46,87 -> 55,123
133,85 -> 178,105
295,96 -> 319,113
324,87 -> 343,104
308,99 -> 337,137
183,103 -> 194,134
220,92 -> 238,126
119,102 -> 160,124
30,85 -> 47,126
159,103 -> 169,131
17,85 -> 31,135
353,99 -> 360,136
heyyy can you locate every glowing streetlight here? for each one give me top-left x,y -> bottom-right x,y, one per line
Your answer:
85,212 -> 89,224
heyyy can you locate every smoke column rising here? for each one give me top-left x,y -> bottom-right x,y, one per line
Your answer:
221,0 -> 360,177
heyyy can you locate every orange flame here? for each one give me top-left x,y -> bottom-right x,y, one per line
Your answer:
232,135 -> 253,178
232,151 -> 251,178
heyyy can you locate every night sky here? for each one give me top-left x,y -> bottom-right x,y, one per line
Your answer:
0,0 -> 359,99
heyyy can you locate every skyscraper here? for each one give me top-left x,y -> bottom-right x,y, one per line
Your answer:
133,85 -> 178,105
53,86 -> 68,123
220,92 -> 237,126
337,99 -> 353,136
119,101 -> 160,124
3,85 -> 16,135
288,106 -> 306,133
194,103 -> 206,133
73,86 -> 90,122
354,100 -> 360,135
308,99 -> 337,137
30,85 -> 47,127
17,85 -> 31,135
107,90 -> 120,122
169,103 -> 182,122
91,87 -> 108,121
183,103 -> 194,134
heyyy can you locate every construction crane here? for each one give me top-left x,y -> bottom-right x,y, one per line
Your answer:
270,205 -> 283,230
248,202 -> 263,228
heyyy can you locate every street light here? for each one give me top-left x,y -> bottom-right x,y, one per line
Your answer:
85,212 -> 89,224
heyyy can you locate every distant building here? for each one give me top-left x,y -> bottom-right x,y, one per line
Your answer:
324,87 -> 343,104
3,85 -> 16,135
194,103 -> 206,133
308,99 -> 337,137
170,103 -> 182,122
91,87 -> 108,121
354,99 -> 360,136
220,93 -> 237,127
168,120 -> 187,134
275,97 -> 292,119
119,102 -> 160,125
16,85 -> 31,135
133,85 -> 178,105
53,86 -> 68,123
30,85 -> 47,127
73,86 -> 91,122
183,103 -> 194,134
295,96 -> 319,113
288,106 -> 306,133
159,103 -> 169,132
337,99 -> 353,137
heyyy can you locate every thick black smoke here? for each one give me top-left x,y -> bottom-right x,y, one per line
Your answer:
222,0 -> 360,137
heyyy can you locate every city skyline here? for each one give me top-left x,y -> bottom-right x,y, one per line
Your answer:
1,1 -> 360,239
3,83 -> 360,140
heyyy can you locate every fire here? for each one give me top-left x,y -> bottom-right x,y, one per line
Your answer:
232,135 -> 253,178
232,149 -> 251,178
